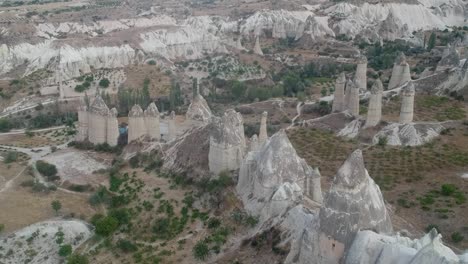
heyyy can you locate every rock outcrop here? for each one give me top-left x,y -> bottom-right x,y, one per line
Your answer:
253,37 -> 264,56
144,102 -> 161,140
237,130 -> 322,223
332,72 -> 346,112
106,108 -> 119,146
76,99 -> 88,142
168,111 -> 176,141
128,105 -> 146,142
186,94 -> 212,123
365,79 -> 383,128
345,79 -> 360,116
258,111 -> 268,145
208,109 -> 246,175
88,95 -> 110,144
388,52 -> 411,90
319,149 -> 393,263
399,82 -> 415,124
436,44 -> 460,72
373,122 -> 445,146
354,56 -> 367,91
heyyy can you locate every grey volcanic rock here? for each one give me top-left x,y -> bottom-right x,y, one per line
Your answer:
208,109 -> 246,174
436,45 -> 460,72
435,59 -> 468,97
388,52 -> 412,90
237,130 -> 322,222
319,149 -> 392,263
332,72 -> 346,112
378,10 -> 410,41
373,122 -> 445,146
186,94 -> 212,123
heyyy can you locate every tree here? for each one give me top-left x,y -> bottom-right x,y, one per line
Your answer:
95,216 -> 119,236
427,32 -> 436,51
0,118 -> 11,132
36,160 -> 58,179
58,244 -> 72,257
51,200 -> 62,215
4,151 -> 18,163
231,80 -> 246,99
99,78 -> 110,88
67,254 -> 89,264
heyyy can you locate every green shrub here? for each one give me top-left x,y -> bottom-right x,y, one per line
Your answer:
441,184 -> 456,196
58,244 -> 72,257
207,218 -> 221,229
451,232 -> 464,243
117,239 -> 138,253
425,224 -> 440,233
95,216 -> 119,236
99,78 -> 110,88
193,240 -> 209,260
147,60 -> 156,65
67,254 -> 89,264
377,136 -> 388,147
4,151 -> 18,163
36,160 -> 58,177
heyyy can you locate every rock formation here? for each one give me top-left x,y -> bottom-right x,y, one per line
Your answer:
237,130 -> 322,222
388,52 -> 411,90
144,102 -> 160,140
258,111 -> 268,145
186,94 -> 212,123
128,104 -> 146,142
76,99 -> 88,142
253,37 -> 264,56
208,109 -> 246,175
436,44 -> 460,72
373,122 -> 445,146
106,108 -> 119,146
399,82 -> 415,124
365,79 -> 383,128
319,149 -> 393,263
168,111 -> 176,141
249,134 -> 259,152
87,95 -> 109,144
345,79 -> 360,116
332,72 -> 346,112
354,56 -> 367,91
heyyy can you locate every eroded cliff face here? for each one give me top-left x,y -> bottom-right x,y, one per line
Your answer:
186,94 -> 212,123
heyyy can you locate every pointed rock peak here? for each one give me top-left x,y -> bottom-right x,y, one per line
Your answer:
402,81 -> 415,95
337,72 -> 346,83
262,111 -> 268,118
395,52 -> 407,65
89,94 -> 109,115
251,134 -> 258,141
371,79 -> 383,94
109,108 -> 118,117
145,102 -> 160,117
253,36 -> 264,56
333,149 -> 367,188
129,104 -> 144,117
223,109 -> 243,124
346,79 -> 357,90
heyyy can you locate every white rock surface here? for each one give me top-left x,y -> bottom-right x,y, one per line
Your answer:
399,82 -> 416,124
0,220 -> 93,264
145,102 -> 161,140
186,94 -> 212,123
365,79 -> 384,128
332,72 -> 346,112
128,105 -> 147,142
373,122 -> 445,146
388,52 -> 412,90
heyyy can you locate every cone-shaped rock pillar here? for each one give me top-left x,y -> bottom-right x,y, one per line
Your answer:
399,82 -> 415,124
365,79 -> 383,128
332,72 -> 346,112
258,111 -> 268,145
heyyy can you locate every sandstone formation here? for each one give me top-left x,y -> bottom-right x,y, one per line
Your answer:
332,72 -> 346,112
399,82 -> 415,124
87,95 -> 110,144
144,102 -> 161,140
436,44 -> 460,72
365,79 -> 383,128
258,111 -> 268,145
76,99 -> 88,142
319,149 -> 393,263
208,109 -> 246,175
337,119 -> 362,139
354,56 -> 367,91
435,59 -> 468,95
388,52 -> 411,90
345,79 -> 360,116
373,122 -> 445,146
237,130 -> 322,222
168,111 -> 176,141
186,94 -> 212,123
253,37 -> 264,56
106,108 -> 119,146
128,104 -> 146,142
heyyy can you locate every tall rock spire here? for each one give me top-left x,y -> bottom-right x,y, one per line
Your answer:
88,94 -> 109,144
399,82 -> 415,124
388,52 -> 411,90
168,111 -> 176,141
253,36 -> 264,56
106,108 -> 119,146
365,79 -> 383,128
144,102 -> 160,140
258,111 -> 268,145
332,72 -> 346,112
345,79 -> 360,116
354,56 -> 367,91
128,104 -> 146,142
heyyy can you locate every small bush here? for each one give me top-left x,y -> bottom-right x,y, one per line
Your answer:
147,60 -> 156,65
99,78 -> 110,88
441,184 -> 456,196
377,136 -> 388,147
193,240 -> 209,260
451,232 -> 464,243
117,239 -> 138,253
58,244 -> 72,257
4,151 -> 18,163
36,160 -> 58,178
95,216 -> 119,236
425,224 -> 439,233
67,254 -> 89,264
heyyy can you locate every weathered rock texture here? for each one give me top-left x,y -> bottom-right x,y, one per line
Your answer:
388,52 -> 411,90
332,72 -> 346,112
399,82 -> 415,124
253,37 -> 264,56
319,149 -> 393,263
76,100 -> 88,142
237,130 -> 322,223
345,80 -> 360,116
209,109 -> 246,175
106,108 -> 119,146
436,45 -> 460,72
373,122 -> 446,146
186,94 -> 212,123
365,79 -> 383,128
87,95 -> 109,144
128,104 -> 146,142
258,111 -> 268,145
168,111 -> 176,141
354,56 -> 367,91
249,134 -> 259,152
144,102 -> 161,140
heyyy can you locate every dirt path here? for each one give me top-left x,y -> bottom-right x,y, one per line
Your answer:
0,166 -> 26,194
